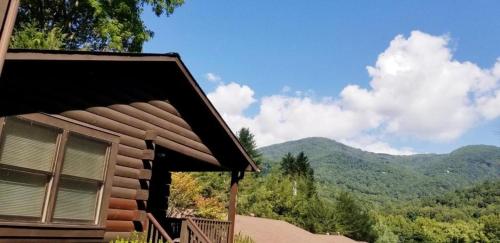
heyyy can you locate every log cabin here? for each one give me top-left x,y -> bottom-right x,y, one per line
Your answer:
0,5 -> 259,242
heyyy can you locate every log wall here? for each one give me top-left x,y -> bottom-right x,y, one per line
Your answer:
59,100 -> 218,241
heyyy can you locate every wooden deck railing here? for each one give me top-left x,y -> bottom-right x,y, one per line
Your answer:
180,217 -> 213,243
190,218 -> 231,243
147,213 -> 175,243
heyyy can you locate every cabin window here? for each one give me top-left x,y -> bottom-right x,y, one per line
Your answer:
0,115 -> 116,227
0,118 -> 59,219
53,134 -> 108,223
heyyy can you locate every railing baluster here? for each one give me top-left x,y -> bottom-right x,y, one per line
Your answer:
146,213 -> 175,243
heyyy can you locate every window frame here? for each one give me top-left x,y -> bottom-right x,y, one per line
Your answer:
0,113 -> 118,236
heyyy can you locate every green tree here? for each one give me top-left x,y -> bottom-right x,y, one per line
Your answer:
334,192 -> 376,241
295,152 -> 314,180
280,152 -> 296,176
169,173 -> 226,219
12,0 -> 184,51
10,23 -> 66,49
237,128 -> 263,167
280,152 -> 313,179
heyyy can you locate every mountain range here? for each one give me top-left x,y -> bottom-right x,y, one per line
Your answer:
259,137 -> 500,204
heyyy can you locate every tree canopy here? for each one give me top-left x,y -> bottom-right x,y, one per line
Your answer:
280,151 -> 314,180
237,127 -> 263,167
11,0 -> 184,51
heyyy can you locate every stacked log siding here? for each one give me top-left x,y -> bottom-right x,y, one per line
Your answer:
59,100 -> 218,240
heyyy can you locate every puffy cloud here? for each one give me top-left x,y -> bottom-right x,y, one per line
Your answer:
205,72 -> 221,82
207,31 -> 500,154
341,31 -> 500,141
250,95 -> 380,146
207,82 -> 256,116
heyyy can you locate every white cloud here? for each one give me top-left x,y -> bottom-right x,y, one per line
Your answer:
340,137 -> 415,155
341,31 -> 500,141
207,82 -> 256,116
207,31 -> 500,154
205,72 -> 222,82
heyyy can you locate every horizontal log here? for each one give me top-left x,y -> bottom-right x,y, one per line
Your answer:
104,232 -> 132,242
61,110 -> 147,140
131,102 -> 191,130
139,169 -> 152,180
114,165 -> 152,180
155,137 -> 220,166
116,155 -> 144,169
117,133 -> 147,150
111,186 -> 148,200
149,100 -> 180,116
106,220 -> 135,232
112,176 -> 141,189
144,130 -> 157,141
90,106 -> 211,154
143,149 -> 154,161
109,198 -> 138,210
118,144 -> 154,160
0,227 -> 105,238
110,104 -> 201,142
107,208 -> 146,221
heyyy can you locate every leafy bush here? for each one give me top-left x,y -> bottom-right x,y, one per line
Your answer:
109,231 -> 150,243
234,232 -> 256,243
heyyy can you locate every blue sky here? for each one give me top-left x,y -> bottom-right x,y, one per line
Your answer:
143,1 -> 500,154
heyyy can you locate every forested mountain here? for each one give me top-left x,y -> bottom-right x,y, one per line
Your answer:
176,133 -> 499,242
381,181 -> 500,242
259,137 -> 500,204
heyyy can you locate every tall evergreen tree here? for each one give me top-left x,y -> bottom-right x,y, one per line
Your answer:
295,152 -> 314,179
237,127 -> 262,167
280,152 -> 314,179
280,152 -> 296,176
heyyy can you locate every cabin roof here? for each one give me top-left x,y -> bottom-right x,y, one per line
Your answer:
0,49 -> 259,172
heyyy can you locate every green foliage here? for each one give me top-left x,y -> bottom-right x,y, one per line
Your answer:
10,23 -> 66,49
260,137 -> 500,205
234,232 -> 256,243
169,173 -> 226,219
189,137 -> 499,242
280,152 -> 314,179
333,192 -> 376,241
481,214 -> 500,241
14,0 -> 184,52
237,127 -> 263,167
379,181 -> 500,242
238,151 -> 375,237
109,231 -> 150,243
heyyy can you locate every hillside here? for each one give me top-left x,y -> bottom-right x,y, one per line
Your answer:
382,180 -> 500,242
259,137 -> 500,204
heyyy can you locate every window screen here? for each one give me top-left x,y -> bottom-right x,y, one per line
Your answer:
53,178 -> 99,221
0,169 -> 48,218
0,118 -> 58,220
0,118 -> 58,172
53,134 -> 108,222
61,134 -> 107,180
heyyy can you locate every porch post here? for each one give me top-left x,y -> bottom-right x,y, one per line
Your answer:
228,170 -> 240,243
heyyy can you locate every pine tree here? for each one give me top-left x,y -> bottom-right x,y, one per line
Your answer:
237,128 -> 262,166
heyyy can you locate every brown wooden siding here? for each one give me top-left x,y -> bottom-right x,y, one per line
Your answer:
56,99 -> 219,240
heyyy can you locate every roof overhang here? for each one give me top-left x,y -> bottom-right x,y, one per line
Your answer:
0,49 -> 259,172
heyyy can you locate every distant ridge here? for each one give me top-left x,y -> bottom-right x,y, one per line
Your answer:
259,137 -> 500,203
